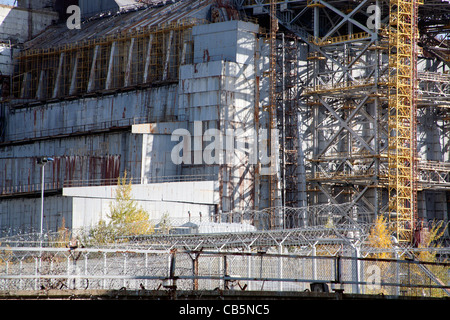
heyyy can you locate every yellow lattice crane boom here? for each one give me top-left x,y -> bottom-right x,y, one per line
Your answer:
388,0 -> 422,244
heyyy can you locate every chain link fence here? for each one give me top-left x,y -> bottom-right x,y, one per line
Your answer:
1,247 -> 449,298
0,202 -> 376,239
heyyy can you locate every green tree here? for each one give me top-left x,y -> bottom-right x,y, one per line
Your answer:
88,219 -> 116,245
89,171 -> 153,244
109,171 -> 154,236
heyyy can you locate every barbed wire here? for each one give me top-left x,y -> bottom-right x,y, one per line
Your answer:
0,203 -> 448,254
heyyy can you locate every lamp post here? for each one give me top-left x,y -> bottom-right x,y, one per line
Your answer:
37,157 -> 54,247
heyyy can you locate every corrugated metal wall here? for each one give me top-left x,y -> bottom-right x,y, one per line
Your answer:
0,133 -> 144,195
0,195 -> 72,234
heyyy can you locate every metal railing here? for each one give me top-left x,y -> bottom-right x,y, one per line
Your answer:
309,32 -> 371,46
0,247 -> 449,297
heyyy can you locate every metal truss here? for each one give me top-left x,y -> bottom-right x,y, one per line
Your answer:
276,34 -> 302,209
238,0 -> 389,222
387,0 -> 421,243
418,160 -> 450,190
237,1 -> 450,239
418,72 -> 450,107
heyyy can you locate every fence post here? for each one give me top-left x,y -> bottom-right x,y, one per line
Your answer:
103,252 -> 107,289
72,253 -> 78,289
35,257 -> 39,290
247,251 -> 252,291
84,253 -> 88,281
123,253 -> 127,288
395,249 -> 400,296
145,252 -> 148,289
192,252 -> 200,291
312,244 -> 317,281
335,255 -> 341,284
223,255 -> 229,290
19,260 -> 23,290
407,259 -> 411,295
278,245 -> 283,291
168,250 -> 177,290
352,246 -> 361,294
333,255 -> 345,293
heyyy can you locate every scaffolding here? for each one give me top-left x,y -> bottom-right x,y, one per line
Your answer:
277,34 -> 301,211
236,0 -> 450,245
300,1 -> 386,223
263,0 -> 280,228
387,0 -> 422,244
12,19 -> 203,101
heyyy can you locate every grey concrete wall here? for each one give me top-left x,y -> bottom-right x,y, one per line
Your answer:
0,20 -> 274,233
3,85 -> 178,141
0,5 -> 58,43
63,180 -> 218,229
178,20 -> 261,214
0,43 -> 13,76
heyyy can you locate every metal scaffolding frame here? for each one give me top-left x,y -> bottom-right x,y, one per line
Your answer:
292,0 -> 386,221
1,0 -> 449,242
276,34 -> 302,211
238,0 -> 388,221
237,0 -> 450,244
11,19 -> 202,102
387,0 -> 421,243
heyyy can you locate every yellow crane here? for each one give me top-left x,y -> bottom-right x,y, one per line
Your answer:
388,0 -> 422,244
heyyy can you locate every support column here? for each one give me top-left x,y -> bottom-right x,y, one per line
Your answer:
124,38 -> 135,87
87,45 -> 99,92
52,52 -> 65,98
105,42 -> 116,90
69,51 -> 80,95
36,70 -> 45,100
163,30 -> 174,81
143,34 -> 154,83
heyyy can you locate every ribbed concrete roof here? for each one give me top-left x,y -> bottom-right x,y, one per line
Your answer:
24,0 -> 215,50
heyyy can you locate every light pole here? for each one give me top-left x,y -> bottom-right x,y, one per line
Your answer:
37,156 -> 53,247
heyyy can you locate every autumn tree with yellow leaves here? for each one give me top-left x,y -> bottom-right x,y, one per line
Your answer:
366,215 -> 449,297
108,171 -> 153,236
367,215 -> 393,259
89,171 -> 154,245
